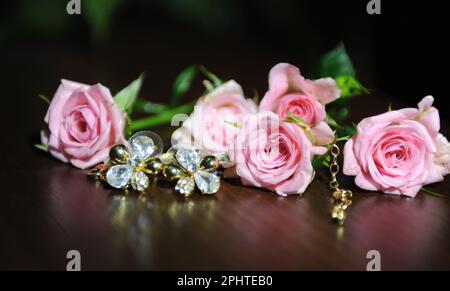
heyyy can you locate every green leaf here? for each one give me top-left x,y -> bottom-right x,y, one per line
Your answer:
319,43 -> 356,78
114,73 -> 144,114
125,115 -> 133,139
199,65 -> 223,87
171,65 -> 198,106
312,157 -> 322,170
34,143 -> 48,152
421,187 -> 443,197
286,112 -> 310,129
312,154 -> 331,170
286,112 -> 318,144
336,136 -> 352,142
337,107 -> 350,120
38,94 -> 50,104
130,100 -> 196,132
335,75 -> 369,99
341,124 -> 357,137
326,114 -> 343,129
134,99 -> 169,114
84,0 -> 122,43
202,80 -> 215,93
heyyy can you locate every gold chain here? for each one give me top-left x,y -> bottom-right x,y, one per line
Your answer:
329,144 -> 352,225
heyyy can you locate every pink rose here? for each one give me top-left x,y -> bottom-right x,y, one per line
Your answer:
41,79 -> 126,169
171,80 -> 257,154
259,63 -> 340,145
229,111 -> 327,196
343,96 -> 450,197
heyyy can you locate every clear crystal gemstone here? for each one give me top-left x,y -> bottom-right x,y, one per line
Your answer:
130,171 -> 150,191
130,135 -> 156,161
167,143 -> 194,155
129,153 -> 142,167
194,171 -> 220,194
106,164 -> 133,189
129,131 -> 163,161
176,148 -> 203,173
175,176 -> 195,196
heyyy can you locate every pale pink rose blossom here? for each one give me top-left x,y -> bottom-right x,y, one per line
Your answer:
229,111 -> 327,196
343,96 -> 450,197
41,79 -> 126,169
259,63 -> 340,146
171,80 -> 257,155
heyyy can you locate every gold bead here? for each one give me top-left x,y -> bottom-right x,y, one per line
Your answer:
331,211 -> 338,219
199,156 -> 220,172
143,158 -> 163,175
333,190 -> 342,200
343,190 -> 353,198
162,163 -> 185,181
337,210 -> 345,221
331,205 -> 340,218
109,144 -> 129,164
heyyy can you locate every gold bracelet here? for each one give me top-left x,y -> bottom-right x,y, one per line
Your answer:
329,143 -> 352,225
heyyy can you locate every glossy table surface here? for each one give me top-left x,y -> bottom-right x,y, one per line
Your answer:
1,47 -> 449,271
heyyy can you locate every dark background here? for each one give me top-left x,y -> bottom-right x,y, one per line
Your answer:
0,0 -> 448,114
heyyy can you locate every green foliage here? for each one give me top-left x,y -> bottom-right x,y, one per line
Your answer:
130,100 -> 196,131
84,0 -> 123,43
335,75 -> 369,99
39,94 -> 50,104
286,112 -> 310,129
199,65 -> 223,88
34,144 -> 48,152
133,100 -> 169,114
286,112 -> 317,144
171,65 -> 198,106
421,187 -> 443,197
114,73 -> 144,114
319,43 -> 356,78
315,43 -> 367,155
312,154 -> 330,170
130,65 -> 225,133
326,113 -> 343,129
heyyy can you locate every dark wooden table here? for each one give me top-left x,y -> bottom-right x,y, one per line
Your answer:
1,45 -> 449,271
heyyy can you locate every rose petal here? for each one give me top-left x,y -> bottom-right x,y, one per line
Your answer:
418,107 -> 440,136
203,80 -> 244,103
418,95 -> 434,111
300,77 -> 340,105
355,172 -> 379,191
343,138 -> 360,176
309,121 -> 335,146
259,63 -> 304,111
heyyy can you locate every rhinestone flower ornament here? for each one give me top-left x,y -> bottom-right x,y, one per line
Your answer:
162,144 -> 221,196
89,132 -> 221,196
90,131 -> 163,192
